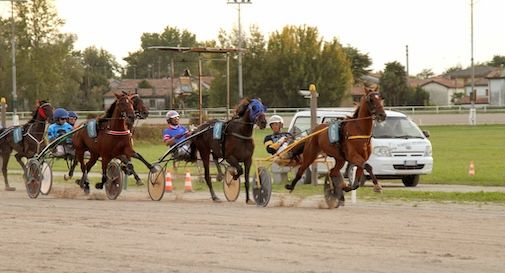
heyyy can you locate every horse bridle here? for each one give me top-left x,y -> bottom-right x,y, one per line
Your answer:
365,91 -> 383,119
25,102 -> 53,153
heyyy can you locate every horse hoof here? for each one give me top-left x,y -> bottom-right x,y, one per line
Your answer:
5,186 -> 16,191
285,184 -> 293,191
373,184 -> 383,193
95,183 -> 104,190
246,199 -> 256,205
135,180 -> 144,186
212,196 -> 222,202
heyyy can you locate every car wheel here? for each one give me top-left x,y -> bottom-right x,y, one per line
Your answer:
402,175 -> 420,187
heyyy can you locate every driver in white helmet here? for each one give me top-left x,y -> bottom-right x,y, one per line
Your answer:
263,115 -> 293,156
162,110 -> 192,160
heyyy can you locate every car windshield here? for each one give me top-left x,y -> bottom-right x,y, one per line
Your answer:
372,116 -> 425,139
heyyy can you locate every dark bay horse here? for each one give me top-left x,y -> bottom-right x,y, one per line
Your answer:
190,98 -> 267,203
67,90 -> 150,185
0,101 -> 54,191
72,93 -> 139,193
285,86 -> 386,196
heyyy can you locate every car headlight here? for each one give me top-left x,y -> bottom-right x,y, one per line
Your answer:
373,146 -> 391,157
425,145 -> 432,156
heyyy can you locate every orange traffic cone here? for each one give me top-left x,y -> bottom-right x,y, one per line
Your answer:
468,161 -> 475,176
184,169 -> 194,192
165,170 -> 173,192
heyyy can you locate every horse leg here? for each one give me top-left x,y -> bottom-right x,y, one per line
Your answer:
285,142 -> 320,192
66,156 -> 78,180
120,154 -> 143,186
364,163 -> 382,193
214,157 -> 224,182
14,153 -> 26,178
200,150 -> 220,201
81,153 -> 99,193
226,156 -> 243,181
96,156 -> 111,190
243,158 -> 253,204
2,152 -> 15,191
132,151 -> 153,170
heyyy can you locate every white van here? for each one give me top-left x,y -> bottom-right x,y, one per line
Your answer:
287,109 -> 433,187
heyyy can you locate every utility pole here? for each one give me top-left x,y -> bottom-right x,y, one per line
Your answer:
1,0 -> 26,125
469,0 -> 476,125
227,0 -> 252,99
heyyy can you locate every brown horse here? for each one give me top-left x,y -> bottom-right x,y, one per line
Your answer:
190,98 -> 267,203
72,93 -> 138,193
66,90 -> 150,185
285,87 -> 386,197
0,101 -> 54,191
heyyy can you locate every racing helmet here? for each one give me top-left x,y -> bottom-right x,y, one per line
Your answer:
268,115 -> 284,126
53,108 -> 69,120
68,111 -> 78,119
165,110 -> 180,120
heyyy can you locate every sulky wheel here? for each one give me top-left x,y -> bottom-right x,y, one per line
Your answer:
223,166 -> 240,202
25,158 -> 42,199
147,163 -> 165,201
324,173 -> 344,209
105,159 -> 124,200
39,162 -> 53,195
252,167 -> 272,207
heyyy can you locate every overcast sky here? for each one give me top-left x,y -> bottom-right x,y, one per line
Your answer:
12,0 -> 505,75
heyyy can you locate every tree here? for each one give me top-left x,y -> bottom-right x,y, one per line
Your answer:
343,46 -> 372,84
444,65 -> 463,74
416,68 -> 435,79
380,61 -> 408,106
9,0 -> 82,109
123,26 -> 200,80
487,55 -> 505,68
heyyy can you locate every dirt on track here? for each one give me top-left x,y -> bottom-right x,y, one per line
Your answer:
1,179 -> 505,273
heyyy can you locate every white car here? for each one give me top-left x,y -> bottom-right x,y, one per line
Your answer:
287,109 -> 433,187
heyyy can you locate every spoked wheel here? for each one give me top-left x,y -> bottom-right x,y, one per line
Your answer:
39,162 -> 53,195
323,173 -> 344,209
252,167 -> 272,207
25,158 -> 42,199
148,163 -> 165,201
223,166 -> 240,202
105,159 -> 124,200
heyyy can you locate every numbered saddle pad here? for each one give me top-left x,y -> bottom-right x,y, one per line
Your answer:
213,121 -> 224,140
86,119 -> 97,138
13,127 -> 23,144
328,121 -> 341,144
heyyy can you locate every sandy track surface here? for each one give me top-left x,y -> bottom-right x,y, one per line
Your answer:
1,180 -> 505,273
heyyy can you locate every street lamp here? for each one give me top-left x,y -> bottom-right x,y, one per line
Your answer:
1,0 -> 26,125
227,0 -> 251,99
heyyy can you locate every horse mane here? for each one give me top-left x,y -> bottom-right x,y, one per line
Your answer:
233,97 -> 251,118
97,101 -> 116,124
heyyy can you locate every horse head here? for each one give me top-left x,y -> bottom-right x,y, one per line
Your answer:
114,93 -> 136,125
33,100 -> 53,122
124,90 -> 149,119
363,86 -> 386,122
246,98 -> 267,129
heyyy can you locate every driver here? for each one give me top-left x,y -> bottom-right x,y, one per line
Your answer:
162,110 -> 192,161
264,115 -> 293,156
48,108 -> 74,157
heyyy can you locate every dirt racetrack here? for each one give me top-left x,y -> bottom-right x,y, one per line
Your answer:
1,179 -> 505,273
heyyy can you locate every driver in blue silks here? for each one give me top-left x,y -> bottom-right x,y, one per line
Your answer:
162,110 -> 192,160
48,108 -> 74,157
